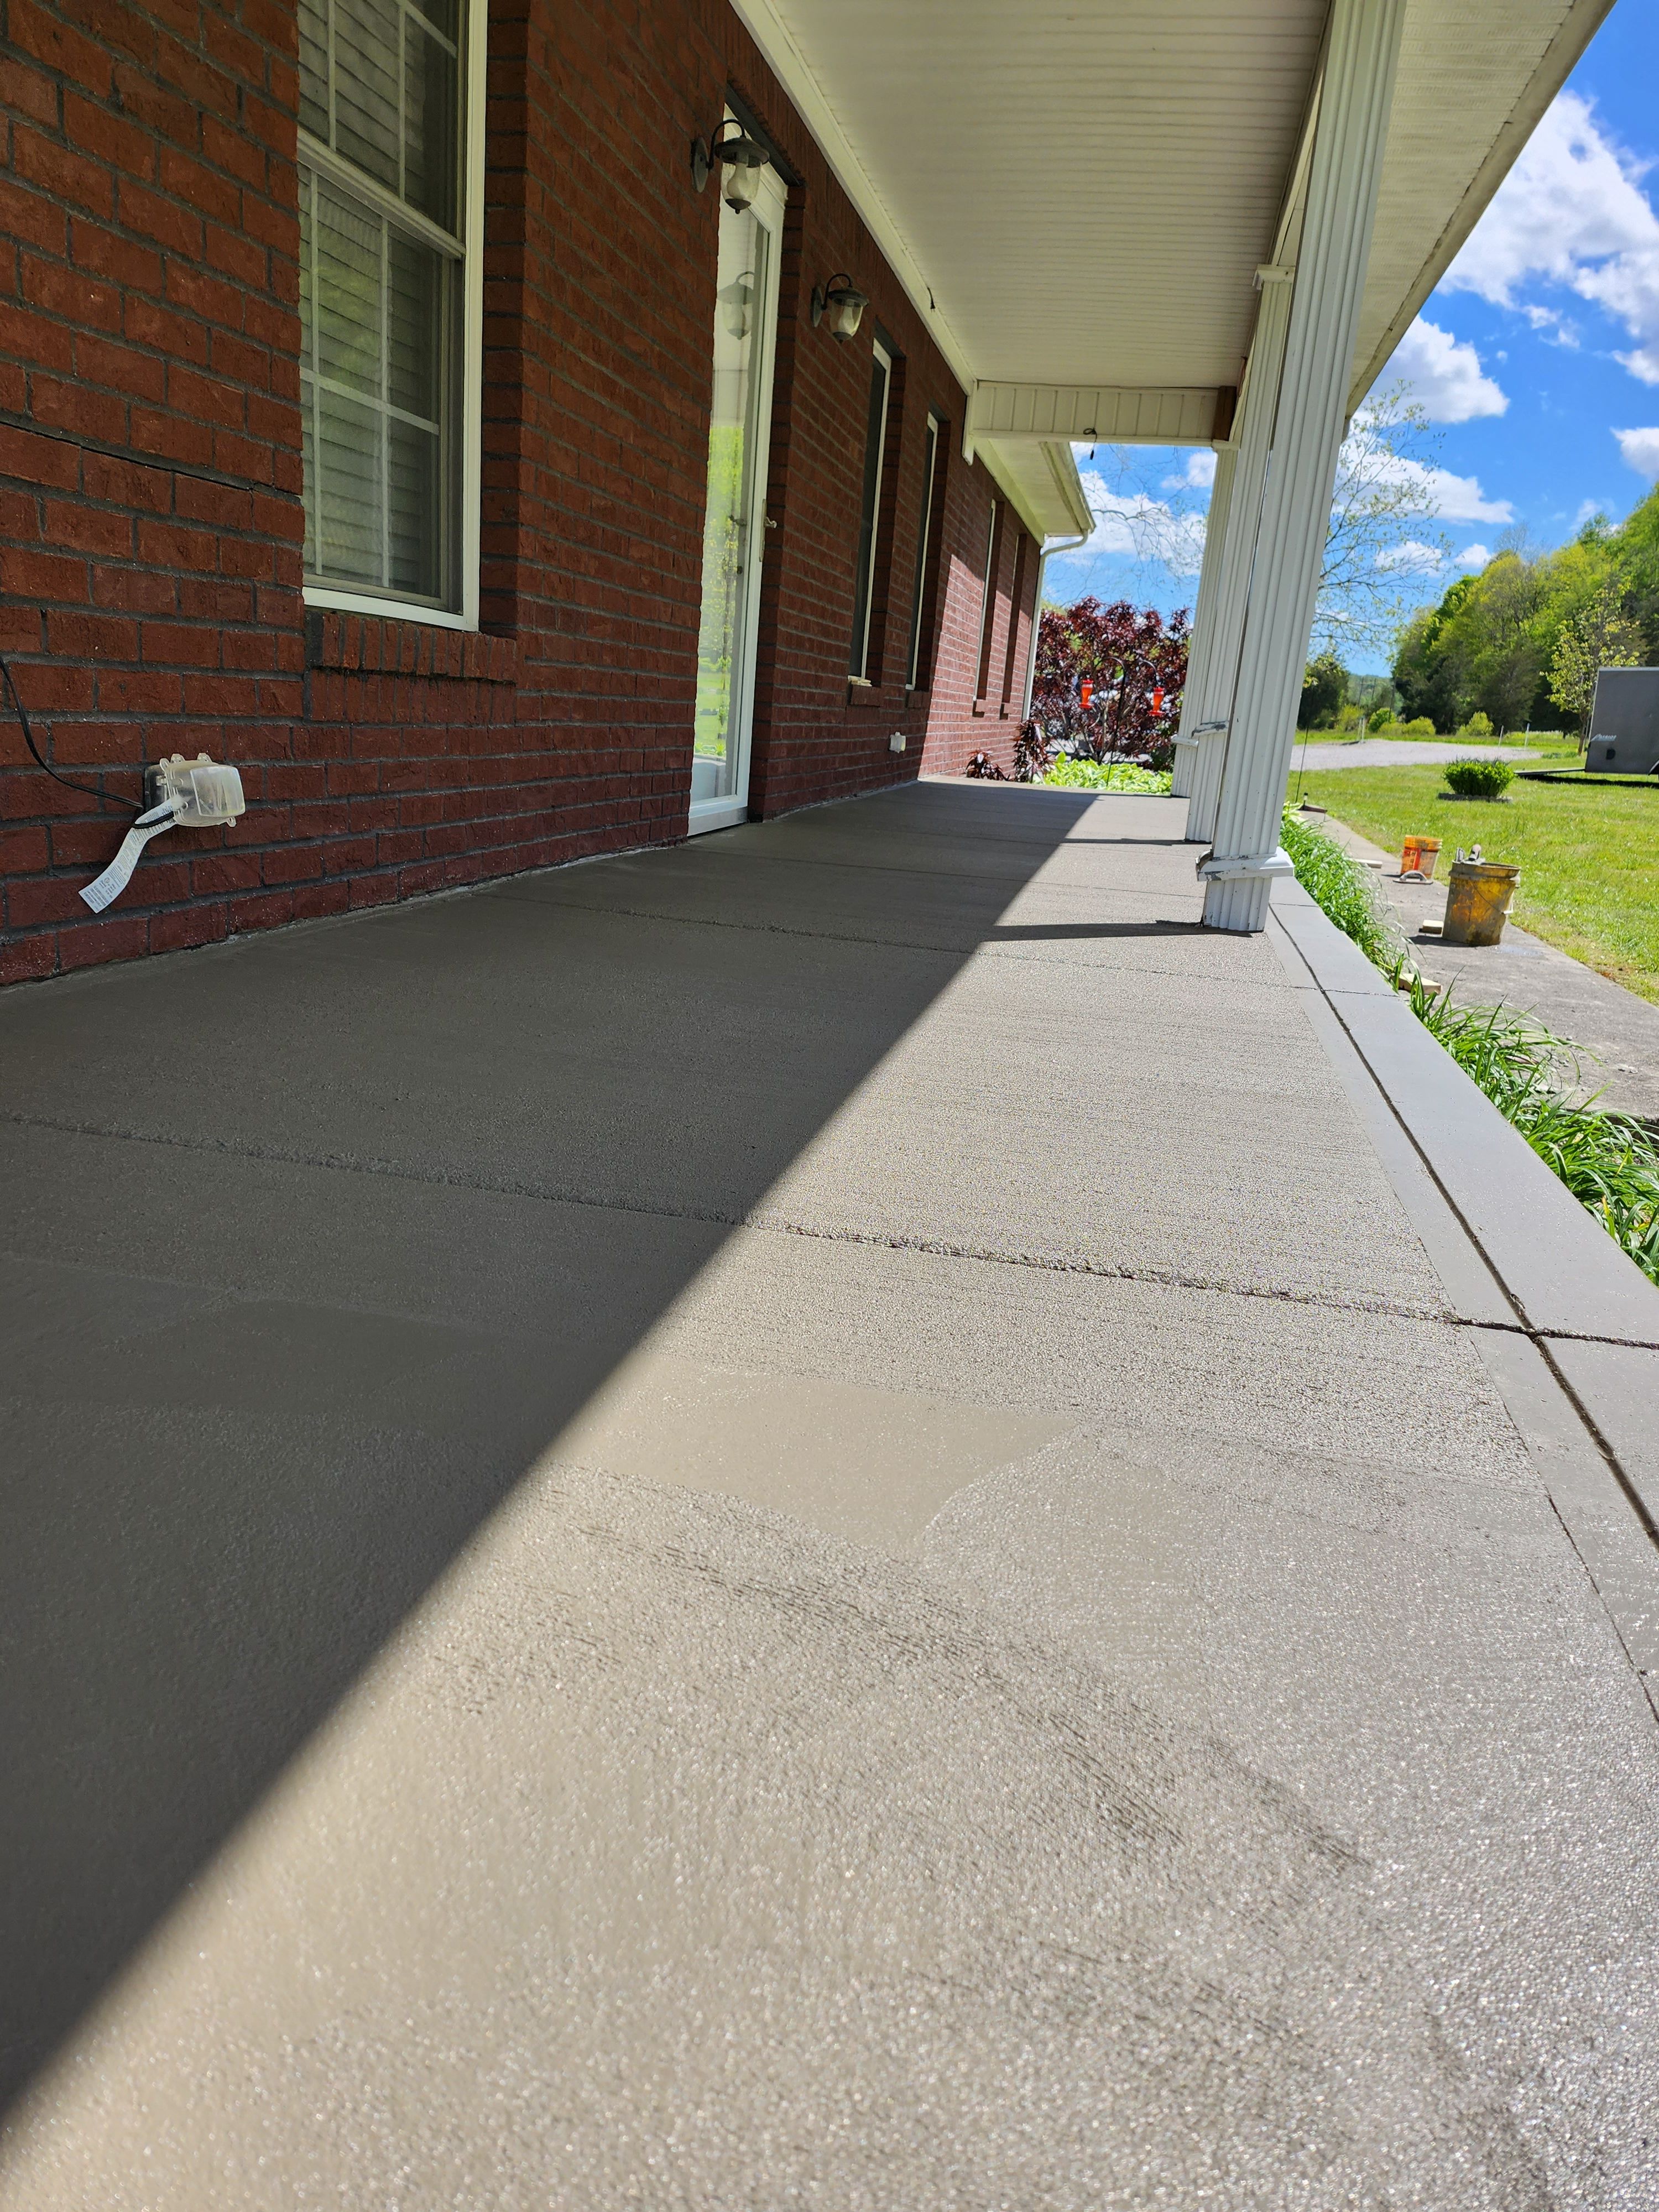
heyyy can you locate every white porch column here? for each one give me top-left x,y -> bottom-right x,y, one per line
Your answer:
1200,0 -> 1405,929
1168,443 -> 1235,801
1182,268 -> 1294,842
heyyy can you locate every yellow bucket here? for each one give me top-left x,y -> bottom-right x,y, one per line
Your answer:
1442,858 -> 1519,946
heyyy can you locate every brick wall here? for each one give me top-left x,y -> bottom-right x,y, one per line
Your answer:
0,0 -> 304,980
0,0 -> 1038,985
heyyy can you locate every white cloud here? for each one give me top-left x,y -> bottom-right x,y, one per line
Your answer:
1076,473 -> 1208,574
1385,318 -> 1507,421
1522,304 -> 1582,347
1370,454 -> 1512,524
1161,450 -> 1217,491
1615,426 -> 1659,478
1571,498 -> 1609,529
1444,91 -> 1659,381
1375,539 -> 1447,573
1371,537 -> 1490,576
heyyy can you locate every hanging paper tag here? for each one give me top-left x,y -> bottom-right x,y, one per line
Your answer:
79,800 -> 178,914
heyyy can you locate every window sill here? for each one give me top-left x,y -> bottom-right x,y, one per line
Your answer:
305,608 -> 518,685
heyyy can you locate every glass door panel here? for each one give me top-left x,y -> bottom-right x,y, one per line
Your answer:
690,163 -> 782,831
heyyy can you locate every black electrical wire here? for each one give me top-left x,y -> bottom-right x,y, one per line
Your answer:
1,649 -> 141,814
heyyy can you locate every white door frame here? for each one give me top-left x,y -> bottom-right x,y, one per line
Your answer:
688,161 -> 786,836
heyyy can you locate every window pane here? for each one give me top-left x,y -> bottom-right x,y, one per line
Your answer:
333,0 -> 400,191
316,182 -> 382,397
301,377 -> 318,574
317,387 -> 383,582
404,18 -> 458,232
389,419 -> 442,594
298,0 -> 328,140
387,231 -> 444,420
907,414 -> 939,687
298,12 -> 464,611
298,171 -> 314,373
849,349 -> 890,678
694,204 -> 767,796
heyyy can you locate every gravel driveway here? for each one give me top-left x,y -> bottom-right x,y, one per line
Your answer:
1289,739 -> 1541,770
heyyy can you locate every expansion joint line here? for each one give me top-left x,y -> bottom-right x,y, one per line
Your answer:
9,1108 -> 1659,1356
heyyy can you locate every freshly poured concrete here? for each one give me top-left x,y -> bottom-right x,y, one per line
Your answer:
2,782 -> 1656,2206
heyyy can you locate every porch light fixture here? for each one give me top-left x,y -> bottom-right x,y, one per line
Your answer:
811,274 -> 869,341
692,119 -> 771,211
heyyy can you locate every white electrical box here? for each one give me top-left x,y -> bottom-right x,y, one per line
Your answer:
888,731 -> 907,754
144,753 -> 247,826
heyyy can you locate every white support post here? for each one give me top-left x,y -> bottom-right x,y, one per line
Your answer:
1168,444 -> 1235,801
1199,0 -> 1405,930
1183,268 -> 1294,842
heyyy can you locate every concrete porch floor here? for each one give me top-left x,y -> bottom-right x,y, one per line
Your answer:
3,780 -> 1658,2206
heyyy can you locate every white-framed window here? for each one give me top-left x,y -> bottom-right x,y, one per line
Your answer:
849,336 -> 893,681
974,498 -> 1000,699
297,0 -> 486,628
905,408 -> 940,690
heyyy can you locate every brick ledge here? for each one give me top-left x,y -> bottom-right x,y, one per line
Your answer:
305,609 -> 518,684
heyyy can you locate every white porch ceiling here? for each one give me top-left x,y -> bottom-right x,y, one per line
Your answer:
735,0 -> 1613,420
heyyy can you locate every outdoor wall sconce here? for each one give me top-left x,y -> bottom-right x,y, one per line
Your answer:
691,119 -> 771,212
811,275 -> 869,341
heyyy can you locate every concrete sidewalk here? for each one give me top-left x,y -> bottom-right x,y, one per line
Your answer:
1315,810 -> 1659,1121
3,781 -> 1657,2206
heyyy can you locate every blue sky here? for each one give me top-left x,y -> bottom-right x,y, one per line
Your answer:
1045,2 -> 1659,672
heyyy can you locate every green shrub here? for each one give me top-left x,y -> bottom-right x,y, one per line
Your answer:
1041,757 -> 1171,793
1368,706 -> 1393,732
1458,711 -> 1494,738
1402,717 -> 1437,736
1444,756 -> 1515,799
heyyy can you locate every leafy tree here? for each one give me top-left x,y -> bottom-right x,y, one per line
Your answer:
1299,651 -> 1347,728
1549,577 -> 1645,737
1391,499 -> 1659,739
1314,386 -> 1450,658
1029,597 -> 1190,768
1463,549 -> 1547,731
1613,484 -> 1659,658
1394,575 -> 1477,731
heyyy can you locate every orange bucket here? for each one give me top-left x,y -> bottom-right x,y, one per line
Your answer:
1400,835 -> 1442,880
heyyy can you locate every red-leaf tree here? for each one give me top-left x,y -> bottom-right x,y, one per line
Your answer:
1027,597 -> 1191,769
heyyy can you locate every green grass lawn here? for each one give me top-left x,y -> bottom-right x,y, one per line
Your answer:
1295,752 -> 1659,1004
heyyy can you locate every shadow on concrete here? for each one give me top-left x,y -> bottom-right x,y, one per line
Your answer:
0,780 -> 1094,2110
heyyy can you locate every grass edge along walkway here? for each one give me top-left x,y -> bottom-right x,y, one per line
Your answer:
1280,807 -> 1659,1286
1289,752 -> 1659,1005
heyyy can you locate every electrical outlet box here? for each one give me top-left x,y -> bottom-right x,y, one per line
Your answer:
888,731 -> 907,754
143,753 -> 247,827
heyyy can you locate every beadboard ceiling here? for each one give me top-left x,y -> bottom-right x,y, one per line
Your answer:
732,0 -> 1613,411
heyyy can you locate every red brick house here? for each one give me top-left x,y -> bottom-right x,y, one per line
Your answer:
0,1 -> 1612,977
0,0 -> 1091,984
